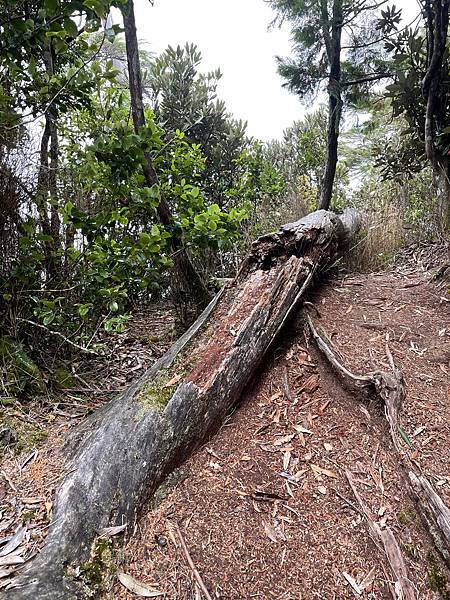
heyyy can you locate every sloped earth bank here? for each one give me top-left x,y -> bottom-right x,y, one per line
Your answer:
111,250 -> 449,599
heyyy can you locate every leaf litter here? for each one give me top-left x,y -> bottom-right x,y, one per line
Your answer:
110,255 -> 450,599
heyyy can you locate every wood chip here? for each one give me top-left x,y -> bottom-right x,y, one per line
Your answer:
342,571 -> 362,595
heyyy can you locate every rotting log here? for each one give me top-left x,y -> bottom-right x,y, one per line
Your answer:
308,316 -> 450,572
3,209 -> 359,599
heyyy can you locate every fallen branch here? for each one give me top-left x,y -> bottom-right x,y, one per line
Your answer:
308,314 -> 405,448
4,209 -> 360,599
16,318 -> 96,355
345,470 -> 416,600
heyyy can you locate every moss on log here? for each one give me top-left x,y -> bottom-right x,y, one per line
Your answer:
3,209 -> 359,599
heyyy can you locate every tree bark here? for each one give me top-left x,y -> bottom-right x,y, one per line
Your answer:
422,0 -> 450,227
120,0 -> 211,307
319,0 -> 343,211
3,209 -> 359,600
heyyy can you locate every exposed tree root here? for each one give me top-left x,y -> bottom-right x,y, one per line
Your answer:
3,209 -> 359,599
308,315 -> 450,579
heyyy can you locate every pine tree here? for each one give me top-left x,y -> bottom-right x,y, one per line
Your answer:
267,0 -> 396,209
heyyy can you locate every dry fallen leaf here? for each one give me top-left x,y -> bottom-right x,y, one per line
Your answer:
262,520 -> 279,543
45,501 -> 53,519
262,520 -> 286,543
310,464 -> 338,479
0,527 -> 26,558
117,571 -> 164,597
273,433 -> 296,446
285,481 -> 294,498
358,566 -> 376,591
0,555 -> 25,567
293,425 -> 313,435
98,524 -> 127,537
342,571 -> 362,595
271,407 -> 281,424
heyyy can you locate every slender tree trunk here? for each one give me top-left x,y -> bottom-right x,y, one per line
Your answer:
120,0 -> 211,308
422,0 -> 450,231
35,116 -> 56,280
35,44 -> 61,278
48,115 -> 60,250
319,0 -> 343,211
35,118 -> 51,237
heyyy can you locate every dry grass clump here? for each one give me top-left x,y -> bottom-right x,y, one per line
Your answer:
345,205 -> 413,272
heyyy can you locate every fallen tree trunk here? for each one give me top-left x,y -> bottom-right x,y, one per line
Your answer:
4,209 -> 359,599
308,316 -> 450,572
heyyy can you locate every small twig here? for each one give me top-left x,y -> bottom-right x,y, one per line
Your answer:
16,318 -> 96,354
1,470 -> 17,492
333,488 -> 365,518
174,523 -> 213,600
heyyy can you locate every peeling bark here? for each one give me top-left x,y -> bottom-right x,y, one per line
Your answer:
3,209 -> 359,599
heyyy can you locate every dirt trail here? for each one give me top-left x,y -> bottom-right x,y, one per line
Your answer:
111,249 -> 450,599
0,248 -> 448,598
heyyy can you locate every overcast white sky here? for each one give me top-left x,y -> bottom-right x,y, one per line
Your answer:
132,0 -> 422,141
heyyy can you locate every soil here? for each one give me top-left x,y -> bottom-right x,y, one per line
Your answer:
1,244 -> 449,598
110,244 -> 449,600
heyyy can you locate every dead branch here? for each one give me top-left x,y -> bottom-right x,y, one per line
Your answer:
346,470 -> 417,600
308,315 -> 450,566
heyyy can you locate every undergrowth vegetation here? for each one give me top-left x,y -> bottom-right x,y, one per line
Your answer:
0,0 -> 448,402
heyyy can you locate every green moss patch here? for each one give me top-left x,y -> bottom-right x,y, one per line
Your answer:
53,366 -> 77,390
135,369 -> 180,416
0,336 -> 45,397
0,413 -> 48,452
78,537 -> 115,593
134,351 -> 198,417
427,552 -> 450,598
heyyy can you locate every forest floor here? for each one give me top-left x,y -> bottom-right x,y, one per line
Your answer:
1,243 -> 449,598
